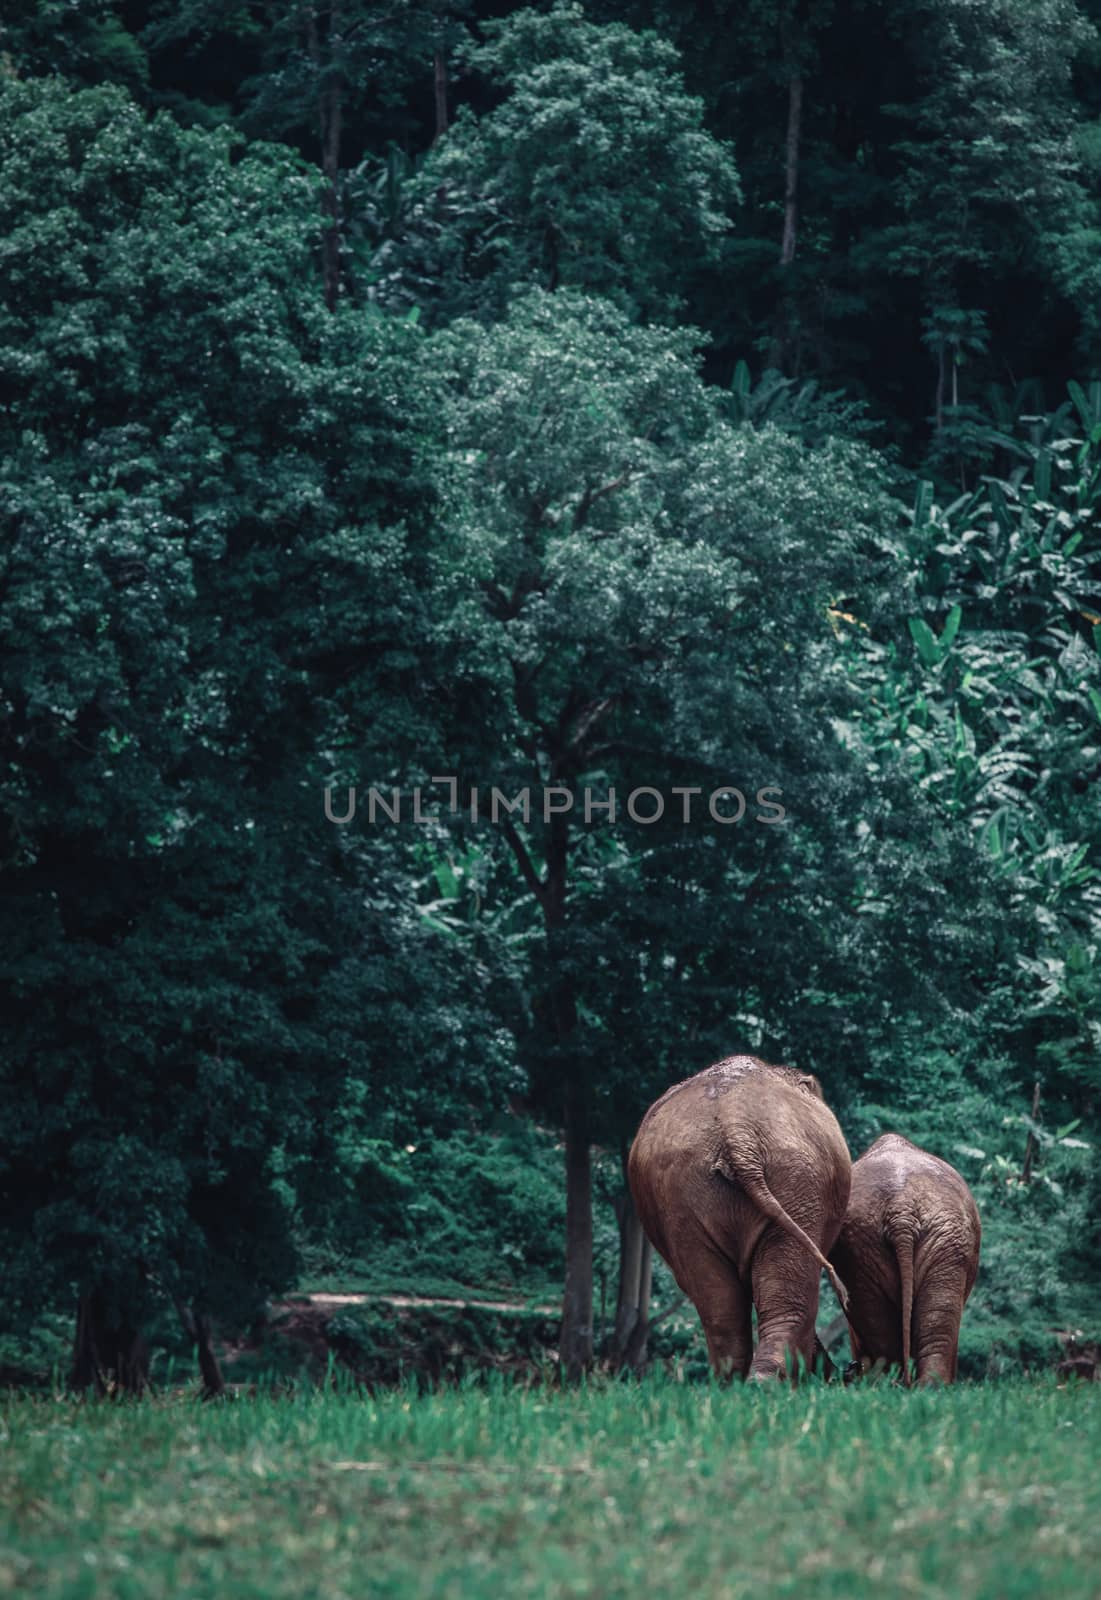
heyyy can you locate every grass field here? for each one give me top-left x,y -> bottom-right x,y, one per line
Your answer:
2,1378 -> 1098,1599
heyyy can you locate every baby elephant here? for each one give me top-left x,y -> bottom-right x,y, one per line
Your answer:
829,1133 -> 980,1386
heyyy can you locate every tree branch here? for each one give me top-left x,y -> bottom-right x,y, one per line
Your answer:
573,470 -> 636,530
647,1295 -> 687,1328
568,695 -> 617,755
498,814 -> 547,905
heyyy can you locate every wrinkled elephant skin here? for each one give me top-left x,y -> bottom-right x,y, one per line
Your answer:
830,1133 -> 981,1385
628,1056 -> 852,1382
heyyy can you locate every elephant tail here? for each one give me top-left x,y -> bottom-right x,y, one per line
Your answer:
723,1164 -> 850,1313
894,1228 -> 915,1387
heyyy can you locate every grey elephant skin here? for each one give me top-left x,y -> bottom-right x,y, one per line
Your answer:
628,1055 -> 852,1381
830,1133 -> 981,1385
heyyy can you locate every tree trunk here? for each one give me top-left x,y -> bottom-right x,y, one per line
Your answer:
612,1189 -> 643,1352
543,802 -> 591,1380
609,1186 -> 653,1369
194,1313 -> 225,1399
1021,1080 -> 1042,1184
71,1288 -> 150,1396
176,1299 -> 226,1399
321,81 -> 344,312
935,340 -> 945,432
622,1243 -> 653,1370
560,1068 -> 592,1380
308,5 -> 344,311
545,225 -> 561,292
433,48 -> 448,141
780,73 -> 803,267
769,72 -> 803,370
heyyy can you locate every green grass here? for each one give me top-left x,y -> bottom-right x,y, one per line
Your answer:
2,1378 -> 1098,1599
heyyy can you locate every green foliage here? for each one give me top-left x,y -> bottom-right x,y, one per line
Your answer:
850,1036 -> 1099,1374
879,1 -> 1090,285
837,407 -> 1101,1338
139,0 -> 448,140
321,1125 -> 567,1289
0,1313 -> 73,1389
0,76 -> 505,1338
726,359 -> 881,444
1,0 -> 149,91
365,3 -> 740,322
10,0 -> 1101,436
414,284 -> 1015,1215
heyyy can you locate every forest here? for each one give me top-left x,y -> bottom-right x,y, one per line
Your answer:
2,0 -> 1101,1409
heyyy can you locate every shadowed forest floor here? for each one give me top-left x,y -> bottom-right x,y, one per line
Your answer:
1,1378 -> 1098,1599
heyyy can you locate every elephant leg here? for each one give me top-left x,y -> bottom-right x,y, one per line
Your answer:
749,1230 -> 821,1382
912,1270 -> 966,1385
701,1289 -> 752,1380
674,1247 -> 752,1380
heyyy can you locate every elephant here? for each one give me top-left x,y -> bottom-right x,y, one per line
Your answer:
628,1055 -> 852,1381
829,1133 -> 981,1385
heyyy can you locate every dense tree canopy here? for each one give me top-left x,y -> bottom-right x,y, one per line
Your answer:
0,75 -> 507,1383
368,6 -> 740,322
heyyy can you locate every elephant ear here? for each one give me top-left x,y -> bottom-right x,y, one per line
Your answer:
798,1073 -> 825,1100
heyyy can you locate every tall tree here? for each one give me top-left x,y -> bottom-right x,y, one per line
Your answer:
0,77 -> 494,1385
368,2 -> 740,324
425,287 -> 992,1373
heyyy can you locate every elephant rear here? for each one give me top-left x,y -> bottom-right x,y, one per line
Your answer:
629,1056 -> 852,1380
833,1133 -> 981,1384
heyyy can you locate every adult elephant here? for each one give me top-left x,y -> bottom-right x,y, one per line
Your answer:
628,1055 -> 852,1381
830,1133 -> 981,1385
